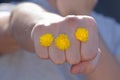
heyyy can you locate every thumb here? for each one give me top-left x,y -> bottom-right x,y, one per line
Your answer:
71,48 -> 101,74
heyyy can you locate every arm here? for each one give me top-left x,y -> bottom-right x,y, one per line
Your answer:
87,36 -> 120,80
9,2 -> 44,52
9,2 -> 61,52
0,2 -> 45,54
0,12 -> 20,54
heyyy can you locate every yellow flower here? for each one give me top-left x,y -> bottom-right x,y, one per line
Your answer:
39,33 -> 53,47
55,34 -> 70,50
75,28 -> 88,42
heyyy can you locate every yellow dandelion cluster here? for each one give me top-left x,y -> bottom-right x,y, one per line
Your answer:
39,27 -> 88,50
75,28 -> 88,42
39,33 -> 53,47
55,34 -> 70,50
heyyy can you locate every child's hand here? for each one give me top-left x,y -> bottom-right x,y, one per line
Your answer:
31,15 -> 99,69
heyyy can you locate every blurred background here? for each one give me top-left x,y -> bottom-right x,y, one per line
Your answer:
0,0 -> 120,23
95,0 -> 120,23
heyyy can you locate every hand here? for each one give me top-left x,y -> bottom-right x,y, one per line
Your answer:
71,48 -> 100,74
31,15 -> 99,68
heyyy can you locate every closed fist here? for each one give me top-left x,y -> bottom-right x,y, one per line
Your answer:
31,15 -> 99,74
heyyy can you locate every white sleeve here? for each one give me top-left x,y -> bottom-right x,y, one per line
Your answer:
92,12 -> 120,58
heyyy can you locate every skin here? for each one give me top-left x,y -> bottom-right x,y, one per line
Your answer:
31,15 -> 98,65
0,0 -> 120,80
0,12 -> 20,54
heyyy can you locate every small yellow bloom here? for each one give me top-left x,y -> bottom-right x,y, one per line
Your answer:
39,33 -> 53,47
55,34 -> 70,50
75,28 -> 88,42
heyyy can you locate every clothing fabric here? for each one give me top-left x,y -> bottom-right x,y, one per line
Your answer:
0,50 -> 86,80
0,0 -> 120,80
92,12 -> 120,56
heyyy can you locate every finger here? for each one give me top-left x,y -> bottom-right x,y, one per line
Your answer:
49,24 -> 66,64
66,36 -> 81,64
80,17 -> 99,61
71,50 -> 100,74
32,25 -> 49,59
49,44 -> 66,64
64,17 -> 81,64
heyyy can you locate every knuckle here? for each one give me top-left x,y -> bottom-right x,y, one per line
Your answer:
34,23 -> 45,31
81,16 -> 96,23
77,15 -> 97,28
31,24 -> 45,39
81,16 -> 97,28
65,16 -> 78,24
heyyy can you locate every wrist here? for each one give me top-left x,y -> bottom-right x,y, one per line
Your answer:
0,12 -> 20,54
